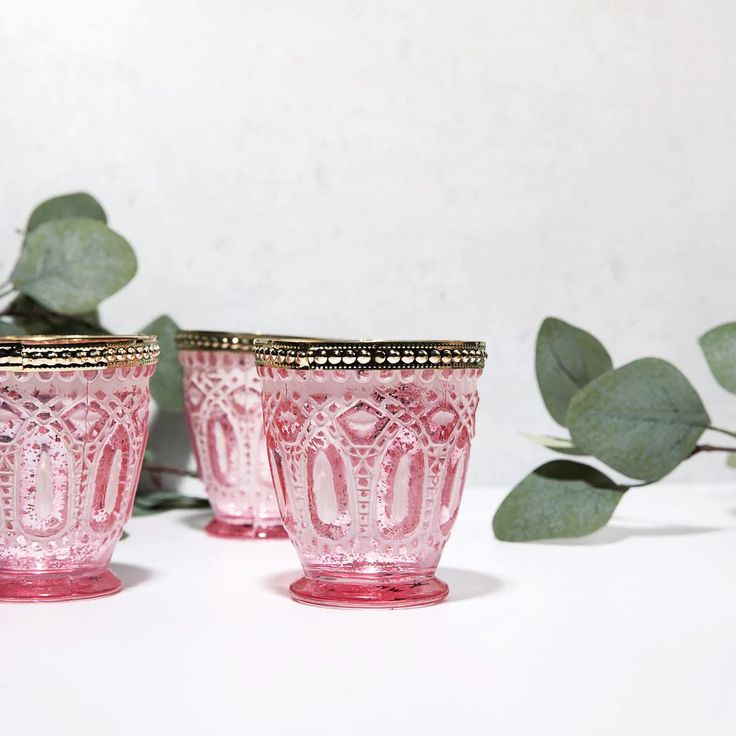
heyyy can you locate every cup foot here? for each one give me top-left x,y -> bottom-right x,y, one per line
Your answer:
205,518 -> 288,540
289,574 -> 449,609
0,569 -> 122,603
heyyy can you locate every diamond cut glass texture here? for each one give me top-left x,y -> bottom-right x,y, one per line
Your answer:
259,365 -> 482,608
0,364 -> 154,601
179,349 -> 285,539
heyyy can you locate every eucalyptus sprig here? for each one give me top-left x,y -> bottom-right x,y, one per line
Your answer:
1,192 -> 202,511
493,317 -> 736,542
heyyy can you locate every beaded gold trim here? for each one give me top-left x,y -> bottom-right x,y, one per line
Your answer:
176,330 -> 259,352
253,339 -> 487,371
0,335 -> 159,372
176,331 -> 321,353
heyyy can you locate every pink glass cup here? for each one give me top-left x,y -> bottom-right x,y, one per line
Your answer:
0,335 -> 158,602
177,331 -> 291,540
256,339 -> 486,609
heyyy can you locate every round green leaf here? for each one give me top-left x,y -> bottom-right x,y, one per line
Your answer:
535,317 -> 613,427
6,295 -> 107,335
26,192 -> 106,233
568,358 -> 709,481
493,461 -> 627,542
142,315 -> 184,412
11,219 -> 136,315
134,491 -> 209,514
0,320 -> 25,336
700,322 -> 736,394
520,432 -> 587,456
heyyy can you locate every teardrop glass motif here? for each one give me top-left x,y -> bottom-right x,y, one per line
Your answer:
439,430 -> 470,535
17,431 -> 71,538
307,441 -> 351,540
91,425 -> 131,533
206,407 -> 239,487
376,430 -> 424,539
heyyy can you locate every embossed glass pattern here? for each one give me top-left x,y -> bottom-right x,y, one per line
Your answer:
0,355 -> 155,602
178,348 -> 285,539
259,349 -> 484,608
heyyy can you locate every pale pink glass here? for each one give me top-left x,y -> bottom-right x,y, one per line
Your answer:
0,365 -> 154,602
260,365 -> 482,608
178,349 -> 286,539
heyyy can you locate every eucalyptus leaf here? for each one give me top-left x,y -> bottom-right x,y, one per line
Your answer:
134,491 -> 209,512
11,219 -> 136,314
0,320 -> 25,336
7,295 -> 107,335
568,358 -> 709,481
5,296 -> 49,334
535,317 -> 613,426
700,322 -> 736,394
142,314 -> 185,412
26,192 -> 106,233
493,460 -> 627,541
520,432 -> 587,456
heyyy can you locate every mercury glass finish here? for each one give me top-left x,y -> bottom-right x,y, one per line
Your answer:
257,340 -> 485,608
0,336 -> 157,602
178,337 -> 286,539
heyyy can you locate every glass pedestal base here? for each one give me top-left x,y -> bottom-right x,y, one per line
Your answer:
205,518 -> 288,540
289,574 -> 449,609
0,568 -> 122,603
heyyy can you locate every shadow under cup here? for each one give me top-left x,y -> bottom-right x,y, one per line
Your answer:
0,335 -> 159,602
256,339 -> 486,609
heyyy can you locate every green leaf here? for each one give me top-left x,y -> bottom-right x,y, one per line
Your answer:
535,317 -> 613,426
700,322 -> 736,394
568,358 -> 709,482
727,453 -> 736,469
142,315 -> 184,412
134,491 -> 209,513
26,192 -> 106,233
7,295 -> 107,335
493,460 -> 627,541
0,320 -> 25,336
11,219 -> 136,314
5,296 -> 52,334
520,432 -> 587,455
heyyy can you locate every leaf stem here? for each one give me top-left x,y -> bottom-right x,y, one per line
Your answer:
708,425 -> 736,441
142,463 -> 199,479
689,444 -> 736,457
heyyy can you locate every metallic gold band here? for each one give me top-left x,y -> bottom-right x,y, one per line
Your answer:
175,330 -> 258,352
253,339 -> 486,371
0,335 -> 159,372
176,331 -> 322,354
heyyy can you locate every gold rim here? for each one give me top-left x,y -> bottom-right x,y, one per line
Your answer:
253,339 -> 487,371
0,335 -> 159,372
176,330 -> 321,353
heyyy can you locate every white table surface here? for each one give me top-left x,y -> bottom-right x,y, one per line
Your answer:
2,483 -> 735,736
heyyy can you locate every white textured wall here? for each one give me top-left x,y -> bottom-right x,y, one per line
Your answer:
2,1 -> 736,485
